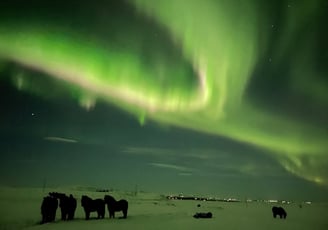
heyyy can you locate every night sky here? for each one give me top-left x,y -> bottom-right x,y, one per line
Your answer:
0,0 -> 327,201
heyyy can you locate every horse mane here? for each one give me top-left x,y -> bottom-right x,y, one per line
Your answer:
49,192 -> 67,199
82,195 -> 91,200
81,195 -> 92,205
104,195 -> 116,203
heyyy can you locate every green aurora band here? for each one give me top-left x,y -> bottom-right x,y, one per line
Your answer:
0,0 -> 327,185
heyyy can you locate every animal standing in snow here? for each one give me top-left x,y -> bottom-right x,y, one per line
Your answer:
41,195 -> 58,224
104,195 -> 128,219
81,195 -> 105,220
49,192 -> 77,220
272,206 -> 287,219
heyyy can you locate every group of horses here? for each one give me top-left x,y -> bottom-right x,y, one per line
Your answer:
41,192 -> 77,224
41,192 -> 128,224
41,192 -> 285,224
81,195 -> 128,220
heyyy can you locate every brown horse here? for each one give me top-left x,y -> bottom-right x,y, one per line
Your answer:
104,195 -> 128,219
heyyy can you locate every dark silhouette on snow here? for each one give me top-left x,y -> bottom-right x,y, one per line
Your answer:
272,206 -> 287,219
49,192 -> 77,220
193,212 -> 213,218
104,195 -> 128,219
41,195 -> 58,224
81,195 -> 105,220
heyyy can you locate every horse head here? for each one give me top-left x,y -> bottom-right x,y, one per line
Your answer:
104,195 -> 116,204
81,195 -> 90,207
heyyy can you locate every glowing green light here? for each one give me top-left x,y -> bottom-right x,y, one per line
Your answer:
0,0 -> 327,186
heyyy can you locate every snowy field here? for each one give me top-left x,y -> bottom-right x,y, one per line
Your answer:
0,187 -> 327,230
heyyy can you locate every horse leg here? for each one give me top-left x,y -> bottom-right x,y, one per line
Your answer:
68,210 -> 73,220
85,211 -> 90,220
61,209 -> 65,220
51,210 -> 56,222
71,207 -> 76,220
65,210 -> 69,220
98,210 -> 104,219
41,214 -> 47,224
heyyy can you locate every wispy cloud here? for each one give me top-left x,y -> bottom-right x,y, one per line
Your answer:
121,146 -> 222,160
121,147 -> 175,156
178,172 -> 193,176
148,162 -> 193,172
186,149 -> 225,160
44,136 -> 78,143
124,146 -> 282,178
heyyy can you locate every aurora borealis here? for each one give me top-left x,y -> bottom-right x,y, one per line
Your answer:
0,0 -> 327,199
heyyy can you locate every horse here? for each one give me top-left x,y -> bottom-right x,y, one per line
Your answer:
81,195 -> 105,220
104,195 -> 128,219
49,192 -> 77,220
41,195 -> 58,224
67,194 -> 77,220
272,206 -> 287,219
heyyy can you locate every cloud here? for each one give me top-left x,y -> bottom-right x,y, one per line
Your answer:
122,146 -> 222,159
44,136 -> 77,143
178,172 -> 193,176
148,162 -> 193,172
121,147 -> 172,156
123,146 -> 286,179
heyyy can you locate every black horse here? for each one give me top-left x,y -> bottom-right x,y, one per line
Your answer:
104,195 -> 128,219
272,206 -> 287,219
41,195 -> 58,224
49,192 -> 77,220
81,195 -> 105,220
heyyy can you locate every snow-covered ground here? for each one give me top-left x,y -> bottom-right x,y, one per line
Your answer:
0,187 -> 327,230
